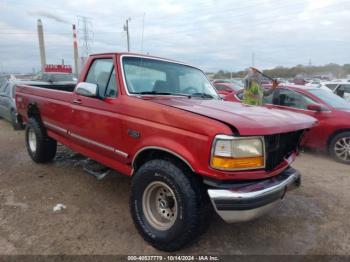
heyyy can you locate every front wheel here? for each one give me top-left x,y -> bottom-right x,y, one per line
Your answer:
25,118 -> 57,163
329,132 -> 350,164
130,159 -> 211,251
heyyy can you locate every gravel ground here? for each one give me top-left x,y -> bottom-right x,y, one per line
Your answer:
0,119 -> 349,255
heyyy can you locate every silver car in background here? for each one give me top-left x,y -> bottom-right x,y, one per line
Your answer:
0,79 -> 47,129
0,79 -> 23,129
333,83 -> 350,102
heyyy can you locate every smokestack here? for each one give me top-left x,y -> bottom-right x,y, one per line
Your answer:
72,24 -> 79,74
37,19 -> 46,72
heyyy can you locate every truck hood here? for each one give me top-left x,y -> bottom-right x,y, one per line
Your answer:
151,98 -> 316,135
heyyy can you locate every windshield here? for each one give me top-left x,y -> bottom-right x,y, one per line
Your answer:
122,57 -> 219,99
309,89 -> 350,110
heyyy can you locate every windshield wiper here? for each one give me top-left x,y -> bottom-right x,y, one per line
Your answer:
136,91 -> 190,97
134,91 -> 218,99
189,92 -> 216,99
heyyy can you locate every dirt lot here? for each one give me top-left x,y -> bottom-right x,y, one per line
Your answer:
0,118 -> 349,255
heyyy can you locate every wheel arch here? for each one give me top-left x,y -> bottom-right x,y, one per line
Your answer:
132,147 -> 195,175
27,103 -> 42,123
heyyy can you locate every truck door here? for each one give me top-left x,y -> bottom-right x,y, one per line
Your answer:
69,57 -> 127,162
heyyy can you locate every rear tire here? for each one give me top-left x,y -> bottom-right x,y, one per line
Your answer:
11,110 -> 24,130
329,132 -> 350,164
130,159 -> 212,251
25,118 -> 57,163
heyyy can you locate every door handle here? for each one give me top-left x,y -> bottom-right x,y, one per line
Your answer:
73,99 -> 82,105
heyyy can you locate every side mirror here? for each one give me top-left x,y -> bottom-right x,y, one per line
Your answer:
307,103 -> 327,112
75,82 -> 98,97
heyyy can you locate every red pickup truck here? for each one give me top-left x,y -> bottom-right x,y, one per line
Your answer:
16,53 -> 315,251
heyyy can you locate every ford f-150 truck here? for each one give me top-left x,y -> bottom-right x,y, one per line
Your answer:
16,53 -> 316,251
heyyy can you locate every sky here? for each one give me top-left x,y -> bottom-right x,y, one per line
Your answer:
0,0 -> 350,73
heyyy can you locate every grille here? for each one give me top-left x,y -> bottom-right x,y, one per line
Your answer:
264,130 -> 304,171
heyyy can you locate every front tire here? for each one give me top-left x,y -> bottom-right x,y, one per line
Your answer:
25,118 -> 57,163
130,159 -> 211,251
329,132 -> 350,164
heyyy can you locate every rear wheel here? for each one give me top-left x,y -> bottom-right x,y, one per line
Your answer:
329,132 -> 350,164
130,159 -> 212,251
25,118 -> 57,163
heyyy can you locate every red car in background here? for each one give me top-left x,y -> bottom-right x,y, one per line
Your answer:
212,79 -> 243,96
213,82 -> 241,96
225,85 -> 350,164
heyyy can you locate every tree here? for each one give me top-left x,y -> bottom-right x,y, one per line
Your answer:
210,63 -> 350,79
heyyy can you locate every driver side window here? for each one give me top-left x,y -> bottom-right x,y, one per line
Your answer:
339,84 -> 350,93
85,59 -> 114,97
105,69 -> 118,98
274,89 -> 316,109
263,92 -> 273,104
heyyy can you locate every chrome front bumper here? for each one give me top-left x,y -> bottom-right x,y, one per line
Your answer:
207,167 -> 301,223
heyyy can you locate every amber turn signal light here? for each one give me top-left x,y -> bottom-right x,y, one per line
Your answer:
211,156 -> 264,170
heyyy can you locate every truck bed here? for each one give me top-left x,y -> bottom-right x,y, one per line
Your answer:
26,83 -> 76,92
16,83 -> 74,124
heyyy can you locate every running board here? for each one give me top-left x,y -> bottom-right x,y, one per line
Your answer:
83,159 -> 111,180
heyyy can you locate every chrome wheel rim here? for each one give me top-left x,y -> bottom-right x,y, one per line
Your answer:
334,137 -> 350,162
28,128 -> 37,153
142,180 -> 178,231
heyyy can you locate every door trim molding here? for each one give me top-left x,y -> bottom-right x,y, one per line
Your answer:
44,120 -> 128,158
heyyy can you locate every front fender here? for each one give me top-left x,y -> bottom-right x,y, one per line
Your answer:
132,136 -> 208,173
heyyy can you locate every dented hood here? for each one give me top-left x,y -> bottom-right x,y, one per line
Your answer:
151,98 -> 316,135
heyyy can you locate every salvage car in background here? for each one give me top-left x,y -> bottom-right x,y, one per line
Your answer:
0,79 -> 49,129
0,78 -> 25,129
213,82 -> 242,96
316,81 -> 338,91
212,79 -> 244,96
333,83 -> 350,102
228,85 -> 350,164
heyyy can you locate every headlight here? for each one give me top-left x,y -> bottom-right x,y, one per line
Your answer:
211,135 -> 265,170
